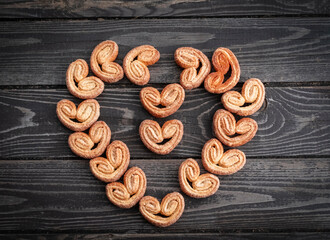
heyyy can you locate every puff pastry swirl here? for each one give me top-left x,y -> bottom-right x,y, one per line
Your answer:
90,140 -> 130,182
123,45 -> 160,85
202,138 -> 246,175
222,78 -> 265,116
90,40 -> 124,83
56,99 -> 100,132
139,119 -> 183,155
140,83 -> 185,118
139,192 -> 185,227
179,158 -> 219,198
66,59 -> 104,99
68,121 -> 111,159
213,109 -> 258,147
204,48 -> 240,94
106,166 -> 147,208
175,47 -> 211,90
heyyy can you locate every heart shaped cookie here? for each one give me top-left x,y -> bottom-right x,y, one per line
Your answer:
139,119 -> 183,155
139,192 -> 185,227
204,47 -> 240,94
222,78 -> 265,116
123,45 -> 160,85
56,99 -> 100,132
213,109 -> 258,147
90,40 -> 124,83
90,140 -> 130,182
179,158 -> 219,198
175,47 -> 211,90
68,121 -> 111,159
106,166 -> 147,208
140,83 -> 185,118
202,138 -> 246,175
66,59 -> 104,99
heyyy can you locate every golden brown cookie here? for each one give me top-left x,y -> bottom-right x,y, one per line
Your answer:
139,192 -> 185,227
90,40 -> 124,83
123,45 -> 160,85
66,59 -> 104,99
213,109 -> 258,147
68,121 -> 111,159
179,158 -> 219,198
105,166 -> 147,208
222,78 -> 265,116
175,47 -> 211,90
140,83 -> 185,118
204,48 -> 240,94
202,138 -> 246,175
90,140 -> 130,182
56,99 -> 100,132
139,119 -> 183,155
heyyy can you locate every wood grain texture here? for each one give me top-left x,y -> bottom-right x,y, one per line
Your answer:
0,18 -> 329,85
0,158 -> 329,231
0,86 -> 329,159
0,0 -> 329,18
1,232 -> 330,240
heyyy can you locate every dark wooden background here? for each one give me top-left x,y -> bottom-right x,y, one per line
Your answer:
0,1 -> 330,239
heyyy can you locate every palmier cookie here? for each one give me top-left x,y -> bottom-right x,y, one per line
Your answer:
106,166 -> 146,209
68,121 -> 111,159
139,192 -> 184,227
123,45 -> 160,85
140,83 -> 185,118
175,47 -> 211,90
179,158 -> 219,198
213,109 -> 257,147
202,138 -> 246,175
204,47 -> 240,94
66,59 -> 104,99
56,99 -> 100,132
90,140 -> 130,182
139,119 -> 183,155
222,78 -> 265,116
90,40 -> 124,83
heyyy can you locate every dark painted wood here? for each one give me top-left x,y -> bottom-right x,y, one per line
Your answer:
0,0 -> 329,18
1,86 -> 329,159
0,158 -> 329,231
1,232 -> 329,240
0,18 -> 329,86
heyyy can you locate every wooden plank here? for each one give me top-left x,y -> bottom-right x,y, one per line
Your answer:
0,86 -> 329,159
0,158 -> 329,231
0,0 -> 329,18
1,232 -> 329,240
0,18 -> 329,85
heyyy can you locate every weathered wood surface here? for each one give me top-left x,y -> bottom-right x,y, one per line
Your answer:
1,232 -> 330,240
0,86 -> 329,159
0,18 -> 329,86
0,158 -> 329,231
0,0 -> 329,19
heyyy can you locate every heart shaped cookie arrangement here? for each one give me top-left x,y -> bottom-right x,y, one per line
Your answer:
56,41 -> 265,227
